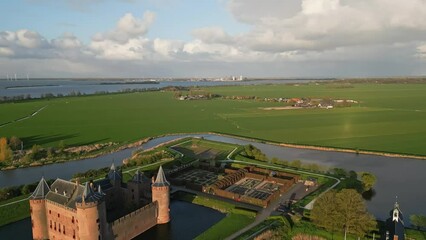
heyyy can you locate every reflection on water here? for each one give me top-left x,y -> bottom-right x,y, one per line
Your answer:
1,133 -> 425,221
0,200 -> 224,240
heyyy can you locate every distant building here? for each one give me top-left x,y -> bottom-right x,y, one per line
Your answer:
30,165 -> 170,240
385,200 -> 405,240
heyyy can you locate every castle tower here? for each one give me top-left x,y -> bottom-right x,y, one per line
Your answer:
76,182 -> 109,240
108,163 -> 122,187
30,177 -> 50,240
152,166 -> 170,224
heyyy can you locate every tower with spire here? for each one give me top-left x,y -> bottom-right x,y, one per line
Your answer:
151,166 -> 170,224
29,177 -> 50,240
386,198 -> 405,240
75,182 -> 109,240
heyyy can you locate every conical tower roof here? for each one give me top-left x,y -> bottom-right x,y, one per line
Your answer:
152,166 -> 169,187
132,169 -> 149,183
31,177 -> 50,199
108,162 -> 121,182
78,182 -> 103,203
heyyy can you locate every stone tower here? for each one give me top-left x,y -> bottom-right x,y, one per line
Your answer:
76,182 -> 109,240
30,177 -> 50,240
151,166 -> 170,224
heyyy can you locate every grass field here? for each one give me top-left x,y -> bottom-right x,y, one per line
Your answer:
1,83 -> 425,155
172,138 -> 237,161
0,194 -> 30,227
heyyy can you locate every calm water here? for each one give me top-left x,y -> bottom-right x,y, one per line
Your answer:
0,200 -> 225,240
1,133 -> 425,221
0,79 -> 318,98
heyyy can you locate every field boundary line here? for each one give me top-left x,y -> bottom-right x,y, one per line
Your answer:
0,105 -> 48,128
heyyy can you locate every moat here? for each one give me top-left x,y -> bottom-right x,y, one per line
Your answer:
0,199 -> 225,240
1,133 -> 425,221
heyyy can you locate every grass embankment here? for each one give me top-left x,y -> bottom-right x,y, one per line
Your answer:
0,83 -> 425,156
175,192 -> 256,240
0,194 -> 30,227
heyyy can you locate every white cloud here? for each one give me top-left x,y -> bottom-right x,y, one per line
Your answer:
52,33 -> 82,49
153,38 -> 183,58
2,2 -> 426,77
192,27 -> 234,44
92,12 -> 155,44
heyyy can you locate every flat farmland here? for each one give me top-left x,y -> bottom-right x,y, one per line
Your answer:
0,83 -> 425,156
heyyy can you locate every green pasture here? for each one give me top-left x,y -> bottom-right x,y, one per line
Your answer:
171,138 -> 237,161
1,83 -> 425,155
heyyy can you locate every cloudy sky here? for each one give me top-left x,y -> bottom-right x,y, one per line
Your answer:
1,0 -> 426,78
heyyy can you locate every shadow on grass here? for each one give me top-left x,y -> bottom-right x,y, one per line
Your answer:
22,134 -> 79,148
21,134 -> 111,148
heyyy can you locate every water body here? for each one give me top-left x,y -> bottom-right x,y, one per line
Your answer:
0,200 -> 225,240
0,79 -> 318,98
1,133 -> 425,221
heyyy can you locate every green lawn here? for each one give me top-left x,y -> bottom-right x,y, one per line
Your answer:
1,83 -> 425,155
0,194 -> 30,227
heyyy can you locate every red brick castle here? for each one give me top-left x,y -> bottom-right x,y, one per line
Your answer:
30,165 -> 170,240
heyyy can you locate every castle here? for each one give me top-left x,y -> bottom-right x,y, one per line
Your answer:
29,164 -> 170,240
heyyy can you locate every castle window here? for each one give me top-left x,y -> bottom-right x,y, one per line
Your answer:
73,229 -> 76,239
54,222 -> 56,230
59,223 -> 61,232
30,207 -> 32,213
49,210 -> 51,214
63,226 -> 65,234
50,220 -> 52,229
58,213 -> 60,218
72,216 -> 74,223
96,218 -> 100,223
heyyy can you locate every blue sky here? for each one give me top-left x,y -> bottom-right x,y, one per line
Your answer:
0,0 -> 426,77
2,0 -> 248,43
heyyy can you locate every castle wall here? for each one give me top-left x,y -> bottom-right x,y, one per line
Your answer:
30,199 -> 48,240
45,200 -> 77,240
111,202 -> 158,240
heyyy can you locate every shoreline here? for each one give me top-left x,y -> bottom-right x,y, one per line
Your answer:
2,131 -> 425,172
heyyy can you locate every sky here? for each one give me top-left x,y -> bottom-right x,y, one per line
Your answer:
1,0 -> 426,78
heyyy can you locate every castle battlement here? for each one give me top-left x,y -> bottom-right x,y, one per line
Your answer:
112,201 -> 158,226
45,198 -> 77,213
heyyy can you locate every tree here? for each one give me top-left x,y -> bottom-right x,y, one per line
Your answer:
360,172 -> 377,192
0,137 -> 13,162
410,215 -> 426,230
8,136 -> 22,151
310,190 -> 340,233
311,189 -> 376,238
336,189 -> 376,238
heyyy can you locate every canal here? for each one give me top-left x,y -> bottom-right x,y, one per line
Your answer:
1,133 -> 425,222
